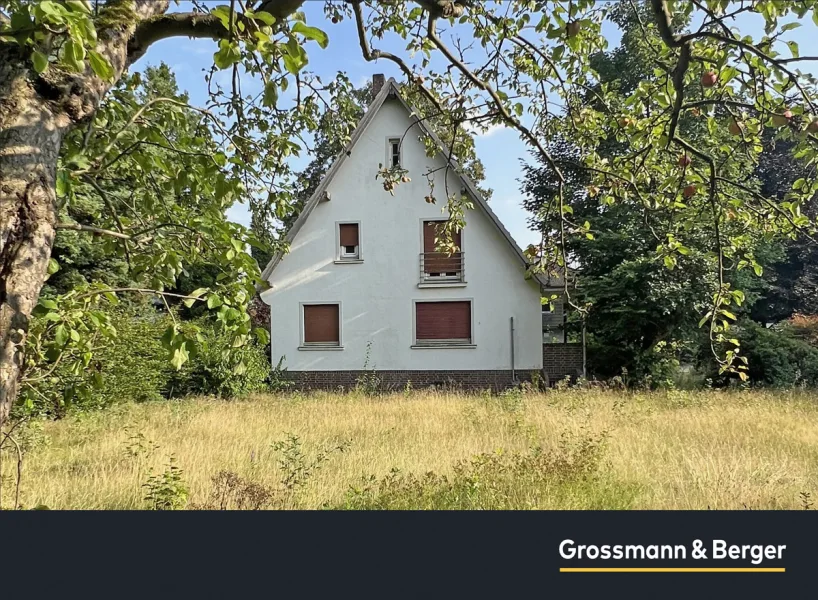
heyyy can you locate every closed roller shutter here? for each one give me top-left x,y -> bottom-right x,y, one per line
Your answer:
423,221 -> 461,274
339,223 -> 359,247
416,301 -> 471,342
304,304 -> 340,344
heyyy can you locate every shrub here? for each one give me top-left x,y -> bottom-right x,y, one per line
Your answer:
168,319 -> 270,399
19,304 -> 175,415
19,305 -> 273,416
98,307 -> 176,404
738,320 -> 818,387
142,457 -> 188,510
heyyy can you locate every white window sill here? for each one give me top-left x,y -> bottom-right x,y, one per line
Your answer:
298,345 -> 344,351
417,281 -> 467,288
411,344 -> 476,350
334,259 -> 364,265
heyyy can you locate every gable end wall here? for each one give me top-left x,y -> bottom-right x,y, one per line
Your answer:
266,98 -> 543,373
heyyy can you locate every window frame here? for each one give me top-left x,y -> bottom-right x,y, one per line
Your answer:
419,218 -> 465,283
387,137 -> 401,168
335,221 -> 362,263
411,298 -> 476,349
299,301 -> 344,350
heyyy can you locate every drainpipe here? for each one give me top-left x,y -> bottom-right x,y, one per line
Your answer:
510,316 -> 516,382
581,317 -> 587,379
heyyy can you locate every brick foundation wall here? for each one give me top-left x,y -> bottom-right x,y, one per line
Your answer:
543,343 -> 584,382
281,370 -> 539,392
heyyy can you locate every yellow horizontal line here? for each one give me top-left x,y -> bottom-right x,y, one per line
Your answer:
560,568 -> 785,573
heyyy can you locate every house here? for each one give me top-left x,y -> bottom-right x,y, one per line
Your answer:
259,75 -> 584,390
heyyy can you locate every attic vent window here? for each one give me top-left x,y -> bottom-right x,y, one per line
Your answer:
389,138 -> 401,167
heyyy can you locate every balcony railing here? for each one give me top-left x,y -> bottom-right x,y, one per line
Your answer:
419,252 -> 465,284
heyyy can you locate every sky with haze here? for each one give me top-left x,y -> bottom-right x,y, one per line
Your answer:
133,1 -> 817,249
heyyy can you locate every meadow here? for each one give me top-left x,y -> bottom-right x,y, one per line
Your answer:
2,388 -> 818,510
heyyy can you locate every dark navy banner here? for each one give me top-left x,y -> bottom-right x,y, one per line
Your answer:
2,511 -> 815,597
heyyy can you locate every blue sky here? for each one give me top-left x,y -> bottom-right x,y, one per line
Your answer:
134,1 -> 816,249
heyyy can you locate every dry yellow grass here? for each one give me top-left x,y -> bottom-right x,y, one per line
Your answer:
2,388 -> 818,509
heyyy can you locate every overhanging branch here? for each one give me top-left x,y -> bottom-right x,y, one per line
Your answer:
127,0 -> 307,65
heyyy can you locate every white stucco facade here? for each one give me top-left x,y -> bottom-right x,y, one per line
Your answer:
261,92 -> 543,373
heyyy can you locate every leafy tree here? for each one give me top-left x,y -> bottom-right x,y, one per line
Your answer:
3,0 -> 818,423
750,133 -> 818,322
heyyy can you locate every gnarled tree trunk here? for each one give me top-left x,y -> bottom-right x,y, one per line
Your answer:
0,48 -> 64,425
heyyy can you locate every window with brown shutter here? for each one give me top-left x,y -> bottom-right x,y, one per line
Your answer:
423,221 -> 462,278
338,223 -> 360,260
303,304 -> 340,346
415,301 -> 472,346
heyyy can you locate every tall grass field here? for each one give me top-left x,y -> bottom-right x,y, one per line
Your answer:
2,388 -> 817,510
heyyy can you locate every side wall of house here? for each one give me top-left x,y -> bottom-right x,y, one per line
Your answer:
265,98 -> 543,377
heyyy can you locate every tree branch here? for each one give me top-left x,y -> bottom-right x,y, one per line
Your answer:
54,223 -> 132,240
127,1 -> 307,65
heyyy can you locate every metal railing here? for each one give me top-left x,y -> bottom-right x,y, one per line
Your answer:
419,252 -> 465,283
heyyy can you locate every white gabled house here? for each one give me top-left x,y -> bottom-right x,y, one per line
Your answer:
259,75 -> 582,390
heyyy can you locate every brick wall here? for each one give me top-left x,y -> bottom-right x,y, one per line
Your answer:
542,343 -> 584,382
280,370 -> 539,392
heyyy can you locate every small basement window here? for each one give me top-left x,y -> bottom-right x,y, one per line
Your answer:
414,301 -> 472,347
302,303 -> 340,347
338,223 -> 360,260
388,138 -> 401,167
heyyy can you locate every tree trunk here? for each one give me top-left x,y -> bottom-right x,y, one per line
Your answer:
0,50 -> 64,426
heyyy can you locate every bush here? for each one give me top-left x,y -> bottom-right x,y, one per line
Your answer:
19,305 -> 272,416
98,307 -> 176,404
738,320 -> 818,387
19,304 -> 175,416
168,319 -> 270,399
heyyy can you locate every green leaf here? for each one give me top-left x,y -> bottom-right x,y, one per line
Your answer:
781,22 -> 801,32
170,343 -> 190,370
253,327 -> 270,346
213,39 -> 241,69
88,50 -> 114,81
207,294 -> 222,309
253,11 -> 277,26
233,360 -> 247,376
54,324 -> 68,346
263,81 -> 278,107
61,39 -> 85,72
292,22 -> 329,48
47,258 -> 60,275
210,5 -> 232,29
31,50 -> 48,73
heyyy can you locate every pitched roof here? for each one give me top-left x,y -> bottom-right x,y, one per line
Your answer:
259,78 -> 552,288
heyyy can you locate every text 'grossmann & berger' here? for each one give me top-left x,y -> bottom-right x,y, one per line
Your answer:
559,540 -> 787,566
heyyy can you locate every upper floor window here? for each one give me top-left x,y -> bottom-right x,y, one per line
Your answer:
421,220 -> 463,283
337,222 -> 361,261
388,138 -> 401,167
